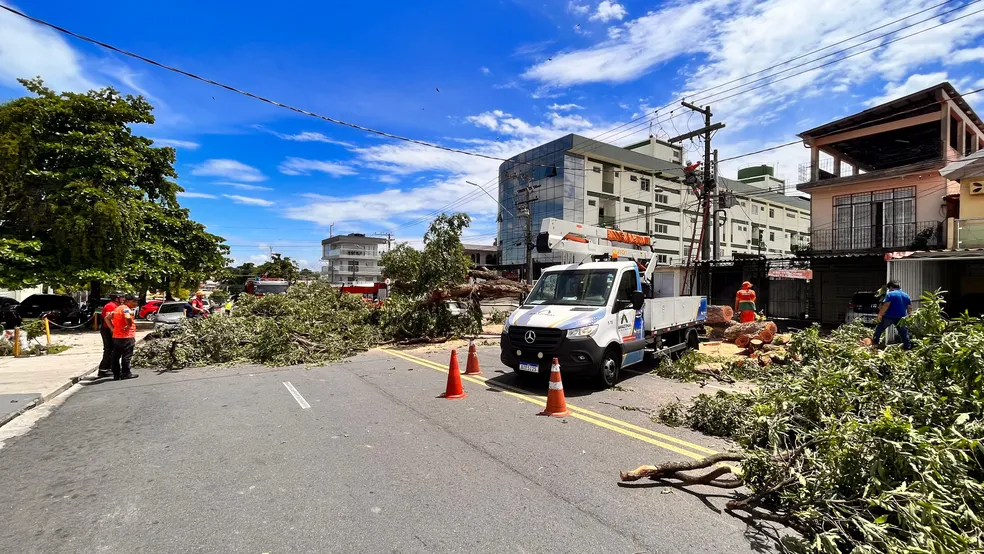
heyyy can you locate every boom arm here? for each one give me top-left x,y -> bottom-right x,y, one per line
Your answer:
535,218 -> 659,280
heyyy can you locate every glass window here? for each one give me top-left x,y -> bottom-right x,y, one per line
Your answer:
625,206 -> 631,212
525,269 -> 618,306
655,194 -> 668,204
588,199 -> 596,206
630,175 -> 638,182
637,208 -> 645,214
615,271 -> 637,302
655,224 -> 668,234
769,208 -> 775,218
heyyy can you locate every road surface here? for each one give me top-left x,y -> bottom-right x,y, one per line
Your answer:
0,345 -> 779,553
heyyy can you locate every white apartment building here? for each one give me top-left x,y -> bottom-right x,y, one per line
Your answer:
497,134 -> 810,291
321,233 -> 386,284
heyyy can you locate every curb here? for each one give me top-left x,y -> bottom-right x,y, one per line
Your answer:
0,364 -> 98,429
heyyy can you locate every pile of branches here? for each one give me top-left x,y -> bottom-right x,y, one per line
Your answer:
381,268 -> 528,343
133,282 -> 379,370
626,292 -> 984,552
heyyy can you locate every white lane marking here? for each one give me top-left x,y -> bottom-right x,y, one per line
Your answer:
282,381 -> 311,410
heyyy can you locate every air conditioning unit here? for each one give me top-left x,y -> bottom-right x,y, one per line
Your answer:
970,181 -> 984,195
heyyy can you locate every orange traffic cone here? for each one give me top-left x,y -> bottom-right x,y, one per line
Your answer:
538,358 -> 570,417
440,349 -> 467,399
464,340 -> 482,375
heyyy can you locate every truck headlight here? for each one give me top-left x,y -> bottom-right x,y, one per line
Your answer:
568,324 -> 598,337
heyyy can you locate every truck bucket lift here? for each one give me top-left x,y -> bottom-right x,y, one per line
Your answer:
535,218 -> 659,281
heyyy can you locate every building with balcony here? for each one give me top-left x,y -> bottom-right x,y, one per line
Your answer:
463,244 -> 498,268
321,233 -> 386,284
792,82 -> 984,323
798,82 -> 984,255
496,135 -> 811,292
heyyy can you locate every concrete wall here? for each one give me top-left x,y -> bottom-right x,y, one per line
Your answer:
959,175 -> 984,219
0,285 -> 44,302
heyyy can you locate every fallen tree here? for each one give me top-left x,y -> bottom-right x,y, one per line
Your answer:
625,292 -> 984,552
133,282 -> 379,370
379,214 -> 524,341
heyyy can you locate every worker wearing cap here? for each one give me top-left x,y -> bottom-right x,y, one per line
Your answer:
98,291 -> 125,378
190,291 -> 208,317
735,281 -> 757,323
110,295 -> 140,380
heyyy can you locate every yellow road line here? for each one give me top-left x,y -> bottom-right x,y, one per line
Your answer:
382,348 -> 717,460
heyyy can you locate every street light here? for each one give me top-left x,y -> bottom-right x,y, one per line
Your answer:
466,181 -> 514,219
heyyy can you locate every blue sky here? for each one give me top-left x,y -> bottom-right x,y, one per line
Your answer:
3,0 -> 984,268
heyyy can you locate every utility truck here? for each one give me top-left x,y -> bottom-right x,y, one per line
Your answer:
500,218 -> 707,388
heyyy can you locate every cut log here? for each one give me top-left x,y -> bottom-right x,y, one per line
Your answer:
425,281 -> 531,305
706,305 -> 734,324
759,354 -> 773,367
723,322 -> 768,342
749,338 -> 765,350
764,321 -> 778,335
735,335 -> 751,348
761,343 -> 781,352
757,329 -> 775,343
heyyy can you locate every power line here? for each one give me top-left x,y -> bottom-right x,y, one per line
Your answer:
0,4 -> 559,171
642,0 -> 971,124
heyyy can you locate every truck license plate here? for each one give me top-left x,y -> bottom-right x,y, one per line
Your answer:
518,362 -> 539,373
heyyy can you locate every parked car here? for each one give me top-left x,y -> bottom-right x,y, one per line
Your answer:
16,294 -> 82,326
845,292 -> 881,326
1,296 -> 22,329
153,301 -> 190,332
84,297 -> 113,324
140,299 -> 164,321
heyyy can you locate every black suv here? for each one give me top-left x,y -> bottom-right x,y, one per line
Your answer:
16,294 -> 83,326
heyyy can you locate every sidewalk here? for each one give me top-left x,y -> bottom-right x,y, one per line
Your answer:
0,327 -> 151,426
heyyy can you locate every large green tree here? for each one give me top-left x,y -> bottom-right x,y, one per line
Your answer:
0,78 -> 227,296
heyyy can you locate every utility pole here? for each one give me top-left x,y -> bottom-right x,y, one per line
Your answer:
670,103 -> 725,296
373,232 -> 393,251
712,149 -> 721,261
511,173 -> 539,284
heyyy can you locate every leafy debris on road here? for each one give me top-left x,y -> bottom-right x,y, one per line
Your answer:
622,292 -> 984,553
133,282 -> 379,370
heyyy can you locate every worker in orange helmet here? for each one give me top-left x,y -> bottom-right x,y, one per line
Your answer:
735,281 -> 757,323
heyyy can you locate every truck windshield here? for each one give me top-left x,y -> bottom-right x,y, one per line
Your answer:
255,283 -> 289,295
525,269 -> 617,307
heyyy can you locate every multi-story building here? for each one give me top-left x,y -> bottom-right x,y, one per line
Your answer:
793,81 -> 984,323
320,233 -> 386,284
496,134 -> 810,292
463,244 -> 498,268
737,164 -> 788,195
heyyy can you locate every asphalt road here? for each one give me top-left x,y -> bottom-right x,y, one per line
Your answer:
0,346 -> 780,553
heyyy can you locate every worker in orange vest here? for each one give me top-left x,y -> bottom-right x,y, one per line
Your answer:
735,281 -> 757,323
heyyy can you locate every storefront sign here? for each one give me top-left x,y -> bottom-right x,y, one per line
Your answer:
767,268 -> 813,280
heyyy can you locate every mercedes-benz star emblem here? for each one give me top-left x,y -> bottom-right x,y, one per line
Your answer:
524,330 -> 536,344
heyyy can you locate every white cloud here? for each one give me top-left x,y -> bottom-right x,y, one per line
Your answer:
607,26 -> 624,40
191,159 -> 267,182
284,109 -> 613,229
278,157 -> 357,177
951,47 -> 984,64
567,1 -> 590,15
223,194 -> 274,207
0,3 -> 97,92
480,66 -> 491,75
867,72 -> 950,106
523,0 -> 984,117
255,126 -> 354,147
378,175 -> 400,184
150,138 -> 200,150
589,1 -> 627,23
214,181 -> 274,191
177,191 -> 218,199
547,103 -> 584,111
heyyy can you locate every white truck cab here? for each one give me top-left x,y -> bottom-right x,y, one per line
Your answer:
500,219 -> 707,388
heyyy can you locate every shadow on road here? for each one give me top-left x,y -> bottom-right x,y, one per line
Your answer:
618,479 -> 786,553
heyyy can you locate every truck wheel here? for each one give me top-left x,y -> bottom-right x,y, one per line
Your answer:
598,347 -> 621,389
686,329 -> 700,351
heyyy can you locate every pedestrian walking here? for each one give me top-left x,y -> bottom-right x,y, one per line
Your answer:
735,281 -> 757,323
873,280 -> 913,350
98,291 -> 125,378
110,294 -> 140,380
224,300 -> 233,316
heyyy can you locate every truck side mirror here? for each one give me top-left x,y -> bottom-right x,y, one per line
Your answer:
632,291 -> 644,311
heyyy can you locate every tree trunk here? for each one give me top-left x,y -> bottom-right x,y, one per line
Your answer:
89,280 -> 101,304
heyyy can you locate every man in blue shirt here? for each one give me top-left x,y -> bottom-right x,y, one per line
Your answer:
873,280 -> 913,350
